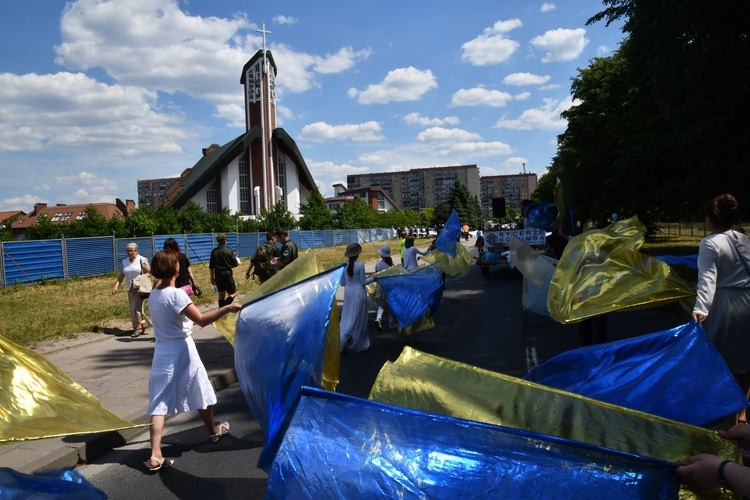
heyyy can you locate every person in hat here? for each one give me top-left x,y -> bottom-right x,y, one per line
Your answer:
340,243 -> 373,353
373,245 -> 396,331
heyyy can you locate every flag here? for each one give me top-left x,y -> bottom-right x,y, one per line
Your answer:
422,242 -> 472,278
266,387 -> 680,499
433,210 -> 462,256
524,322 -> 746,426
509,235 -> 556,316
0,336 -> 141,443
234,265 -> 345,470
547,216 -> 695,323
377,264 -> 443,328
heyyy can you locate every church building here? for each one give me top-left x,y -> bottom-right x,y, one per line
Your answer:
166,32 -> 315,218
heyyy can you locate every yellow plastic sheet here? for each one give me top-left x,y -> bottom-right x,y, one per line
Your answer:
422,242 -> 472,278
0,336 -> 142,443
214,251 -> 341,391
547,216 -> 695,324
370,347 -> 739,499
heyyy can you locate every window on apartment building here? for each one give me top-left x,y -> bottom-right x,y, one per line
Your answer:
239,153 -> 249,214
206,181 -> 218,213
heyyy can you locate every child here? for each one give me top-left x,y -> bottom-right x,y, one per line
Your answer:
374,245 -> 396,331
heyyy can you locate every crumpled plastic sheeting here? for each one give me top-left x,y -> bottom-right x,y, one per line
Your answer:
369,348 -> 739,471
547,216 -> 696,324
422,242 -> 472,278
525,322 -> 747,427
432,209 -> 462,257
0,336 -> 142,443
234,265 -> 344,470
215,251 -> 342,391
377,264 -> 443,329
0,467 -> 106,499
509,235 -> 556,316
266,387 -> 680,500
526,202 -> 558,231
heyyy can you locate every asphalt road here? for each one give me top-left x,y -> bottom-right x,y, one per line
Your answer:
79,261 -> 688,499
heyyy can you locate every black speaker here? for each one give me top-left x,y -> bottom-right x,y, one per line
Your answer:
492,197 -> 506,218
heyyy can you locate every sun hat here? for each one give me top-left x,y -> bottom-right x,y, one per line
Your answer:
378,245 -> 391,258
345,243 -> 362,257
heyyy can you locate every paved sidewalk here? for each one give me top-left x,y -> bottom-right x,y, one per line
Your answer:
0,258 -> 387,474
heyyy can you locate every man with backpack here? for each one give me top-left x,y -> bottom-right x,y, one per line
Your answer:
245,231 -> 279,284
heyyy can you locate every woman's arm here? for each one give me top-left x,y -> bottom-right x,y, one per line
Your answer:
693,239 -> 718,320
113,270 -> 125,294
181,301 -> 242,327
141,257 -> 151,274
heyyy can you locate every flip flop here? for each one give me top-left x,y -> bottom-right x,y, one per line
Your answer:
209,421 -> 230,443
130,330 -> 141,338
147,457 -> 174,472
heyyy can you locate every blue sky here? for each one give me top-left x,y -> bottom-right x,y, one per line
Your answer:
0,0 -> 626,212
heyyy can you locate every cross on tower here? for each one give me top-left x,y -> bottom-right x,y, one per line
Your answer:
257,22 -> 271,54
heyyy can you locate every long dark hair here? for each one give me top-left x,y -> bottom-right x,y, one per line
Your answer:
163,237 -> 182,254
706,193 -> 739,229
347,255 -> 358,277
382,256 -> 393,266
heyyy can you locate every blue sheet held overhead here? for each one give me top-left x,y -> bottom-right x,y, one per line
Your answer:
525,322 -> 747,426
433,209 -> 461,256
234,265 -> 344,470
377,264 -> 443,328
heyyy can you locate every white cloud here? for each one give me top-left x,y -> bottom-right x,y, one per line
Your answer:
0,72 -> 186,155
450,88 -> 513,107
494,96 -> 576,130
299,121 -> 384,142
313,47 -> 373,74
349,67 -> 437,104
274,15 -> 297,25
416,127 -> 482,143
531,28 -> 588,62
540,3 -> 556,12
213,103 -> 245,128
502,73 -> 551,86
514,92 -> 531,100
306,159 -> 371,185
403,112 -> 460,127
461,19 -> 522,66
597,45 -> 612,56
0,194 -> 48,212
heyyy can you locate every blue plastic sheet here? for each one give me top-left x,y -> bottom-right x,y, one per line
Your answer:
234,265 -> 345,470
525,322 -> 747,426
0,467 -> 106,499
433,210 -> 461,257
378,264 -> 443,328
655,254 -> 698,269
266,387 -> 680,499
526,202 -> 558,231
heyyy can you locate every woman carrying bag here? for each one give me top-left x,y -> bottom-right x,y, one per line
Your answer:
112,242 -> 153,338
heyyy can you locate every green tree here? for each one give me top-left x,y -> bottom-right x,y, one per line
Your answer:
125,206 -> 158,237
177,201 -> 208,233
108,214 -> 129,238
298,189 -> 334,229
69,204 -> 109,237
1,213 -> 22,241
433,202 -> 452,226
335,198 -> 377,229
419,207 -> 435,227
154,205 -> 181,235
258,201 -> 297,231
205,207 -> 240,233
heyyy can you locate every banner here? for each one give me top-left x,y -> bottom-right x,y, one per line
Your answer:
485,229 -> 547,247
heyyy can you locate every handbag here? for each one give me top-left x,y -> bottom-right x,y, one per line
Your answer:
131,258 -> 153,297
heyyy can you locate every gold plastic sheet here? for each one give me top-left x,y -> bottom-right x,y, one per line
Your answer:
0,336 -> 142,443
214,251 -> 341,391
369,347 -> 740,499
547,216 -> 695,324
421,243 -> 472,278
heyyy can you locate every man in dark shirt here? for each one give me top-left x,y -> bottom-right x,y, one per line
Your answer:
273,228 -> 298,270
245,231 -> 279,284
209,233 -> 239,306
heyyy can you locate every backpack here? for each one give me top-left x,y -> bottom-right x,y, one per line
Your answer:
252,242 -> 277,282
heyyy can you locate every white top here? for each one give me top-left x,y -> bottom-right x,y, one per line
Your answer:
693,229 -> 750,317
148,287 -> 194,339
122,256 -> 147,288
403,246 -> 429,271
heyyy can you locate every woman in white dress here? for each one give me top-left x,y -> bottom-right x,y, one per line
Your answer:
146,250 -> 242,472
692,193 -> 750,420
374,245 -> 396,331
402,236 -> 431,271
340,243 -> 374,353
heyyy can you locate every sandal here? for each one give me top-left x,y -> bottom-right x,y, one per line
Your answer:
209,421 -> 230,442
130,329 -> 141,338
146,457 -> 174,472
138,321 -> 147,335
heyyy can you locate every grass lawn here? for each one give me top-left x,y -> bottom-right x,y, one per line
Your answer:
0,240 -> 398,346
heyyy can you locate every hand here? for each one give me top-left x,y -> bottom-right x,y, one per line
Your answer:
720,423 -> 750,449
675,454 -> 725,488
112,286 -> 118,295
693,311 -> 707,323
225,302 -> 242,313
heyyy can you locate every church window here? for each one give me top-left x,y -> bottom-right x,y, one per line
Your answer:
277,155 -> 286,201
239,153 -> 249,214
206,181 -> 217,213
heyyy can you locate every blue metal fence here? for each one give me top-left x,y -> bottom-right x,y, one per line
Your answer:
0,228 -> 397,287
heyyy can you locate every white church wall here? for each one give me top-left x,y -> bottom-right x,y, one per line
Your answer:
222,157 -> 241,213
